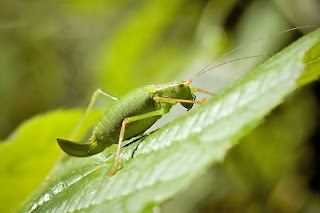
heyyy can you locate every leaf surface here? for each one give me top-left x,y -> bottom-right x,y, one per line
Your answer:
16,28 -> 320,213
0,110 -> 103,213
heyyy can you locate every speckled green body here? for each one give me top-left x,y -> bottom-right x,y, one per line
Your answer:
93,86 -> 161,147
92,81 -> 194,153
57,80 -> 194,157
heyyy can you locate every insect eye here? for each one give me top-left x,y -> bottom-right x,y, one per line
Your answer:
179,83 -> 184,87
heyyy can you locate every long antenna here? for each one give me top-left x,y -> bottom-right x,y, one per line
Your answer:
192,55 -> 269,80
191,25 -> 318,80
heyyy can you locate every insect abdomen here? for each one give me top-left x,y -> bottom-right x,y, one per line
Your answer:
93,87 -> 160,146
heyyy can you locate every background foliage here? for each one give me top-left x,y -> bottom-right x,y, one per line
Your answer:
1,0 -> 320,212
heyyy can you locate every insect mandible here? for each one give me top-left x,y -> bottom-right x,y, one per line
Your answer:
57,26 -> 316,176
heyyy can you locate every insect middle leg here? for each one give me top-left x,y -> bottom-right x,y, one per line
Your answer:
108,109 -> 169,177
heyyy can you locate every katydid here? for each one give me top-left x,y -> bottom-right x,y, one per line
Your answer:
57,80 -> 213,176
57,26 -> 317,176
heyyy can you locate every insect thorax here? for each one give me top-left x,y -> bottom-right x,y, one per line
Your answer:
148,80 -> 194,110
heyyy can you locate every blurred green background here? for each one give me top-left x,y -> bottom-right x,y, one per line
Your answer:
1,0 -> 320,212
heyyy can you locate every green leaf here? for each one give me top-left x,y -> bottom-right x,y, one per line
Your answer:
0,110 -> 103,213
162,88 -> 319,213
17,28 -> 320,213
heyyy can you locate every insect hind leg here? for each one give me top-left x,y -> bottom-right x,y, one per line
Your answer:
48,89 -> 117,180
70,88 -> 117,140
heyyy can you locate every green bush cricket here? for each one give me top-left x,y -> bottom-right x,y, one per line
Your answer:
57,81 -> 213,176
56,55 -> 268,177
57,26 -> 317,177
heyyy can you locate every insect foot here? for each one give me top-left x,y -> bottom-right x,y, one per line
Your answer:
200,98 -> 208,104
107,166 -> 120,177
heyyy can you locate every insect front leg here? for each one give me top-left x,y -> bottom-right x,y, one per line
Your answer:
108,109 -> 169,177
191,88 -> 216,96
153,97 -> 208,104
